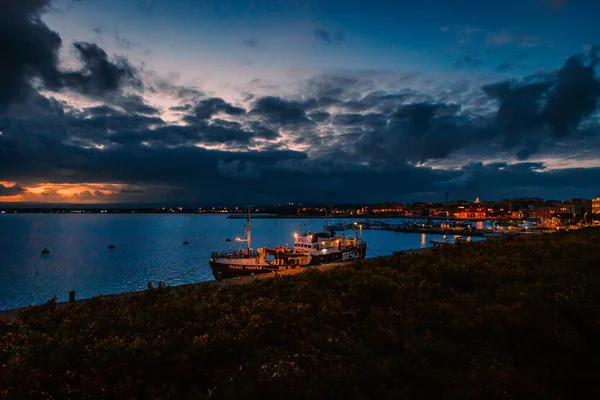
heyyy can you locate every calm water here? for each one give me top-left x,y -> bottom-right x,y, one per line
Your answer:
0,214 -> 476,310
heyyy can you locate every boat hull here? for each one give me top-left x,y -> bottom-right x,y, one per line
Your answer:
209,261 -> 288,280
306,242 -> 367,266
210,243 -> 367,280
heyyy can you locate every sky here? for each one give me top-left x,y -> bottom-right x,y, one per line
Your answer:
1,0 -> 599,206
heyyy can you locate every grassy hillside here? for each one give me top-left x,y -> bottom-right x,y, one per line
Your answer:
2,229 -> 600,399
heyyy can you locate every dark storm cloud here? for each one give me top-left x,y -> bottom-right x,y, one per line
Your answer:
62,42 -> 142,97
439,161 -> 600,197
120,188 -> 144,193
91,116 -> 278,147
69,114 -> 163,136
189,98 -> 246,120
332,113 -> 387,128
1,91 -> 600,204
0,183 -> 25,197
114,94 -> 159,115
308,111 -> 331,123
542,46 -> 600,137
391,103 -> 461,135
313,28 -> 346,46
0,0 -> 145,117
2,11 -> 600,207
250,96 -> 312,125
0,0 -> 62,111
201,121 -> 278,144
482,80 -> 552,134
472,46 -> 600,158
349,102 -> 483,164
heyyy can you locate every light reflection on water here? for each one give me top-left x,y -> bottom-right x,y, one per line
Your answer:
0,214 -> 484,310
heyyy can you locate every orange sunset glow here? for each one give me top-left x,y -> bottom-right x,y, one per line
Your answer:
0,182 -> 126,203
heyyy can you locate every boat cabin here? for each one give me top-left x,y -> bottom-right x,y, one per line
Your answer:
293,231 -> 360,254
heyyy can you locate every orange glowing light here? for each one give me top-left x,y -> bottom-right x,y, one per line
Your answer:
0,181 -> 135,204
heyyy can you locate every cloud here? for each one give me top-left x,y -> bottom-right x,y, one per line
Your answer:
475,46 -> 600,157
187,98 -> 246,120
0,183 -> 25,197
62,42 -> 142,97
542,46 -> 600,136
242,38 -> 258,48
217,159 -> 261,179
1,23 -> 600,206
482,80 -> 553,135
0,0 -> 146,116
313,28 -> 346,46
486,31 -> 542,49
0,0 -> 62,111
120,188 -> 144,193
250,96 -> 312,125
113,94 -> 159,115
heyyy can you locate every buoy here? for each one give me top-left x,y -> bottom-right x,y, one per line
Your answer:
183,241 -> 189,245
108,244 -> 115,249
41,248 -> 50,254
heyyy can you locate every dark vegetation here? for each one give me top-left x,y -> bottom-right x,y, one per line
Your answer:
2,229 -> 600,399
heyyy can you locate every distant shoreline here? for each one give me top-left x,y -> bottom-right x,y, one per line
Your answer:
227,214 -> 486,221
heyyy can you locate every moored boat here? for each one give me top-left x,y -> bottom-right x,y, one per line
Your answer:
209,207 -> 367,280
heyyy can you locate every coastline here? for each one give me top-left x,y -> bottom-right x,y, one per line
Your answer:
0,249 -> 432,321
0,233 -> 541,321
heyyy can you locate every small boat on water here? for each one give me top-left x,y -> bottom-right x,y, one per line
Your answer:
183,241 -> 189,245
430,236 -> 467,247
209,207 -> 367,279
108,244 -> 115,249
41,248 -> 50,254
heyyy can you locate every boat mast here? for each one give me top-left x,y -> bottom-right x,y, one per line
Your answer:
445,192 -> 449,238
246,206 -> 251,252
325,193 -> 332,235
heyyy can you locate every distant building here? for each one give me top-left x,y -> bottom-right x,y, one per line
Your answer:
593,196 -> 600,214
454,206 -> 487,219
509,197 -> 544,213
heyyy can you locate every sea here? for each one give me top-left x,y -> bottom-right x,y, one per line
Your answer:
0,213 -> 482,310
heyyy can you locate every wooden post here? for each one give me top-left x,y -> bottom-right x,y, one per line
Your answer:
69,290 -> 75,303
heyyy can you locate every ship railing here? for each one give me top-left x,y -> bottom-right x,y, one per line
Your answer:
211,250 -> 260,259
